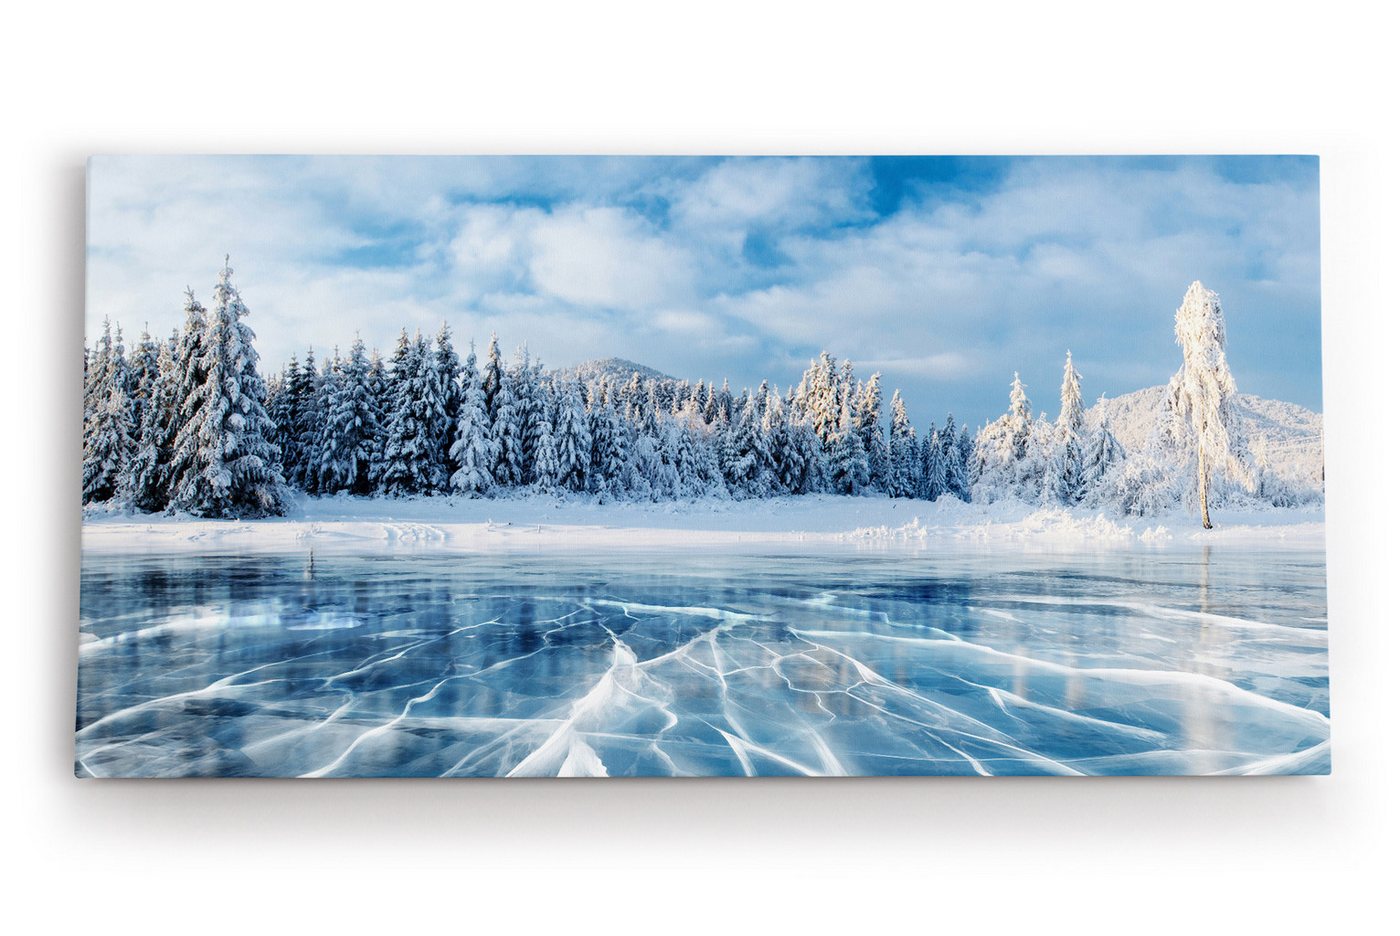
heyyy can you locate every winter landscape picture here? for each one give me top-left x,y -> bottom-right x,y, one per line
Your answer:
78,155 -> 1328,777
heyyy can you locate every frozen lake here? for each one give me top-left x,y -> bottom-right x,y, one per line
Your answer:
76,543 -> 1330,777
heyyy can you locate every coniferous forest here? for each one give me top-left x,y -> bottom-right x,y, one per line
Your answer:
82,262 -> 1318,523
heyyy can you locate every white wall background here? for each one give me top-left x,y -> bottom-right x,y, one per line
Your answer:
3,2 -> 1395,932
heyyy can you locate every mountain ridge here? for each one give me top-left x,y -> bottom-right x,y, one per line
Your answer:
1088,385 -> 1323,484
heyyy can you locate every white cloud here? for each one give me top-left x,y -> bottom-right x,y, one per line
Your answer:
669,157 -> 872,233
526,206 -> 695,311
85,155 -> 1321,427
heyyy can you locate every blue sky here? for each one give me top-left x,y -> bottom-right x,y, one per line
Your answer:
86,155 -> 1321,428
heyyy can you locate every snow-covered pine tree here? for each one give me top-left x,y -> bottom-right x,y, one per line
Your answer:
716,378 -> 734,425
284,348 -> 320,490
829,401 -> 870,495
837,360 -> 854,408
522,356 -> 557,487
1008,372 -> 1032,460
790,416 -> 825,494
626,425 -> 662,501
127,328 -> 161,437
490,362 -> 526,488
973,374 -> 1039,502
585,381 -> 608,485
722,393 -> 770,497
886,389 -> 918,498
941,415 -> 970,501
855,374 -> 889,493
166,260 -> 286,517
531,408 -> 561,493
378,330 -> 437,495
646,381 -> 667,430
1029,414 -> 1056,504
365,349 -> 390,490
124,334 -> 180,512
430,323 -> 461,489
1082,400 -> 1126,498
760,390 -> 797,495
955,425 -> 974,499
701,381 -> 719,425
554,377 -> 592,492
306,348 -> 342,494
922,421 -> 947,501
797,351 -> 842,452
622,372 -> 645,424
267,354 -> 297,479
693,422 -> 728,497
161,291 -> 209,500
317,337 -> 380,494
1159,281 -> 1253,529
481,332 -> 503,425
81,318 -> 133,503
449,343 -> 496,496
1047,350 -> 1087,505
603,405 -> 633,496
517,349 -> 545,485
664,417 -> 704,498
648,419 -> 682,501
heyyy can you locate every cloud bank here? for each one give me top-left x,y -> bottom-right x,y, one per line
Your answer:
86,155 -> 1321,428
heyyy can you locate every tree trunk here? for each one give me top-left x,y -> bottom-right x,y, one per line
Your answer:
1198,452 -> 1212,530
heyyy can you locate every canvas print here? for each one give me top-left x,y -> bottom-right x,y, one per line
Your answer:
78,156 -> 1328,777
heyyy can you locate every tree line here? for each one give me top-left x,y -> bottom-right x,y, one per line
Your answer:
83,264 -> 1293,527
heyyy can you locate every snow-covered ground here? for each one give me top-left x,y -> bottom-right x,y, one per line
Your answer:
82,493 -> 1326,553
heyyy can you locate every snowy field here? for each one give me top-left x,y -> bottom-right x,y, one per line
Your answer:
82,492 -> 1326,554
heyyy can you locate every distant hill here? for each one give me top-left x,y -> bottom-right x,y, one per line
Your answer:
1087,386 -> 1324,485
557,357 -> 678,386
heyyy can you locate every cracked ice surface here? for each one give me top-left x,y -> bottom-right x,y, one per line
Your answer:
75,545 -> 1330,777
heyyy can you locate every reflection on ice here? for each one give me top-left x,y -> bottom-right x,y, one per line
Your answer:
76,544 -> 1330,777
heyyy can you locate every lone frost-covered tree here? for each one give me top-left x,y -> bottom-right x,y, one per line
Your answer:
1161,281 -> 1251,529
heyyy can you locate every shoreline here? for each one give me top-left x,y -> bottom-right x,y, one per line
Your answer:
81,493 -> 1327,554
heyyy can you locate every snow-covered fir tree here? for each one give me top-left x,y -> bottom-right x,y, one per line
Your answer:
522,355 -> 557,486
829,402 -> 870,495
481,333 -> 503,424
306,348 -> 342,494
516,351 -> 546,485
449,344 -> 496,496
1029,413 -> 1056,504
1082,399 -> 1125,496
166,260 -> 286,517
855,374 -> 888,493
274,348 -> 321,490
378,330 -> 438,495
430,323 -> 461,488
161,291 -> 210,502
531,409 -> 561,492
316,337 -> 380,494
944,416 -> 971,501
124,334 -> 180,512
127,329 -> 160,436
553,377 -> 592,492
887,390 -> 919,498
82,318 -> 133,503
921,420 -> 948,501
974,373 -> 1039,502
491,361 -> 526,487
1046,350 -> 1088,505
722,393 -> 770,497
586,382 -> 626,497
